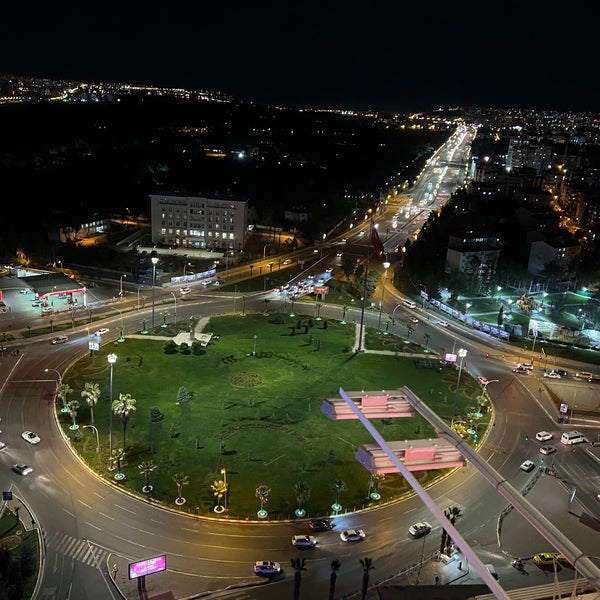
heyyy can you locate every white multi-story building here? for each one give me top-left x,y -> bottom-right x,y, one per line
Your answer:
150,192 -> 248,250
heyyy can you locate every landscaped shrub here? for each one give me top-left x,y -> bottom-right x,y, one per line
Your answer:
163,340 -> 178,354
150,407 -> 164,422
176,386 -> 190,405
179,342 -> 190,355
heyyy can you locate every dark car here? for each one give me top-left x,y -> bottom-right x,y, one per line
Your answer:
512,366 -> 529,374
554,369 -> 569,377
309,519 -> 333,532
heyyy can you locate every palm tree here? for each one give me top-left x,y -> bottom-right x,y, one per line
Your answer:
138,460 -> 156,493
112,447 -> 125,475
444,505 -> 463,554
290,557 -> 307,600
112,392 -> 137,451
255,484 -> 271,514
423,332 -> 431,351
57,382 -> 73,410
211,479 -> 228,509
81,382 -> 101,425
294,480 -> 311,516
360,557 -> 375,600
331,479 -> 347,509
66,399 -> 80,428
328,559 -> 341,600
172,472 -> 189,503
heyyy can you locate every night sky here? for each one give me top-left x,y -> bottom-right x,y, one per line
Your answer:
2,3 -> 597,114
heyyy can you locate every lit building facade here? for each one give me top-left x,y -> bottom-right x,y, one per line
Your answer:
150,192 -> 248,250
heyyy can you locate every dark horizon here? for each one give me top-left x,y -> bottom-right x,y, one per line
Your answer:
2,4 -> 597,115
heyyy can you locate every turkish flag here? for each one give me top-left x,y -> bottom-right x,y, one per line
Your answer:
370,227 -> 385,260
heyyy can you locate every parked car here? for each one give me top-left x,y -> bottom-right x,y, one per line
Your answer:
408,522 -> 432,538
51,335 -> 68,344
539,445 -> 556,455
309,519 -> 333,532
254,560 -> 281,575
535,431 -> 553,442
340,529 -> 365,542
292,535 -> 317,548
520,460 -> 535,472
21,431 -> 41,444
12,464 -> 33,476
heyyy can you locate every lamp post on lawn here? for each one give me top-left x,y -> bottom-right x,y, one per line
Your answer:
377,259 -> 391,331
83,424 -> 101,464
151,254 -> 159,328
119,274 -> 126,299
221,468 -> 228,509
252,334 -> 258,357
107,353 -> 117,468
170,291 -> 177,326
45,368 -> 63,409
456,348 -> 468,391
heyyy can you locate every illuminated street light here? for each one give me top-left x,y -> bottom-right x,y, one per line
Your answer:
221,468 -> 228,509
119,274 -> 126,299
107,353 -> 117,467
83,424 -> 101,463
170,291 -> 177,325
377,259 -> 391,331
151,254 -> 159,328
456,348 -> 468,390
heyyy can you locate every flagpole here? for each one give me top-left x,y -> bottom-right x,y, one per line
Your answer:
357,214 -> 373,352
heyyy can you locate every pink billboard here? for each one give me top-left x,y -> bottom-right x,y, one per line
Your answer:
128,555 -> 167,579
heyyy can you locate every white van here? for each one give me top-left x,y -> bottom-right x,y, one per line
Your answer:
560,431 -> 586,445
402,300 -> 417,309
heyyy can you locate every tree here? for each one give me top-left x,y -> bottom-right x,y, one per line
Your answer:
176,386 -> 190,405
57,383 -> 73,410
66,399 -> 80,428
211,479 -> 228,508
138,460 -> 156,492
294,480 -> 311,515
172,472 -> 189,502
441,505 -> 463,555
112,448 -> 125,475
497,304 -> 504,327
423,332 -> 431,351
360,557 -> 375,600
112,393 -> 137,451
81,382 -> 101,425
255,484 -> 271,512
329,559 -> 341,600
290,557 -> 307,600
331,479 -> 347,508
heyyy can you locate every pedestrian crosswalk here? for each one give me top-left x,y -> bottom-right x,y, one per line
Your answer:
50,532 -> 108,569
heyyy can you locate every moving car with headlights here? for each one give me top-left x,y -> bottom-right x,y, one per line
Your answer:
51,335 -> 68,344
535,431 -> 552,442
254,561 -> 281,575
408,522 -> 432,538
544,371 -> 561,379
340,528 -> 365,542
93,328 -> 110,336
533,552 -> 566,566
309,519 -> 333,532
539,445 -> 556,455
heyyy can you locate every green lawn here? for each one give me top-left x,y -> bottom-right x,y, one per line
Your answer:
59,312 -> 489,521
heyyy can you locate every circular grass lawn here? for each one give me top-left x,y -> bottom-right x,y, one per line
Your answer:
59,312 -> 489,521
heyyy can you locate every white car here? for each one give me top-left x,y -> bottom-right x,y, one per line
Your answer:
21,431 -> 41,445
0,441 -> 6,451
544,371 -> 561,379
93,328 -> 110,336
292,535 -> 317,548
340,528 -> 365,542
409,316 -> 419,324
408,522 -> 432,538
535,431 -> 553,442
539,445 -> 556,455
254,560 -> 281,575
520,460 -> 535,472
180,286 -> 192,295
51,335 -> 68,344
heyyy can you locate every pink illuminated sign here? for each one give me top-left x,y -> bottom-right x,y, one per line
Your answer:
128,555 -> 167,579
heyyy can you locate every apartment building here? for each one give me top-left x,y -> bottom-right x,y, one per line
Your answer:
150,192 -> 248,250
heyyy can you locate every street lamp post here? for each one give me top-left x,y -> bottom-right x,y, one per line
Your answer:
119,274 -> 126,299
221,468 -> 228,509
252,334 -> 258,357
170,291 -> 177,325
83,425 -> 101,463
151,255 -> 159,328
107,353 -> 117,468
377,259 -> 391,331
44,368 -> 62,401
456,348 -> 468,390
482,379 -> 499,395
